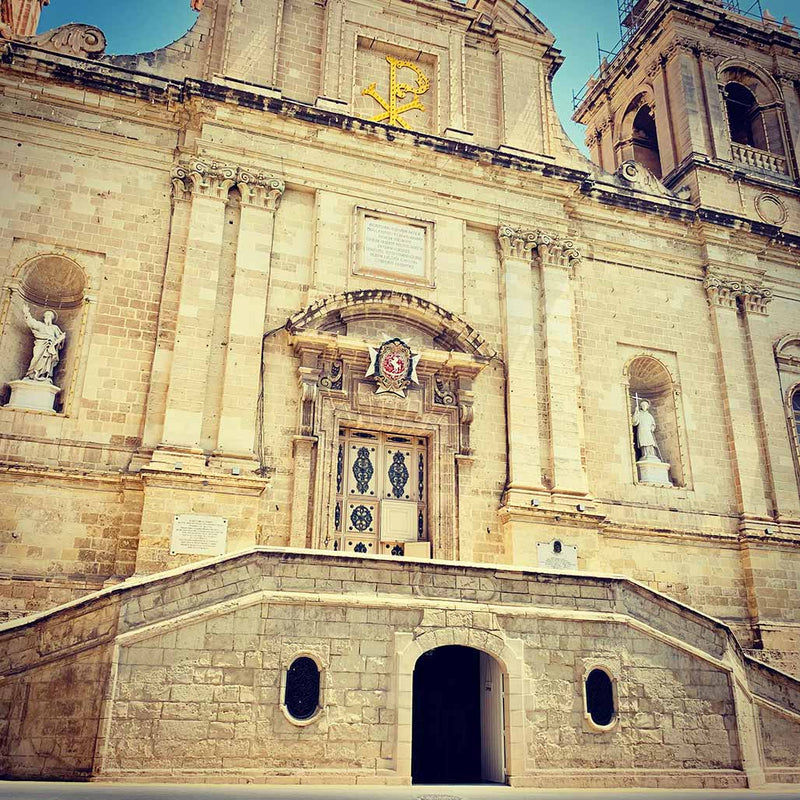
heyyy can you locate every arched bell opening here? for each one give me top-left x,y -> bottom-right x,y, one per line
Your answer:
630,104 -> 662,178
725,82 -> 766,150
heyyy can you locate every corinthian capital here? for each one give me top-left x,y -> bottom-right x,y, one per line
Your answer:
704,275 -> 773,315
498,225 -> 582,270
171,158 -> 285,210
237,170 -> 285,211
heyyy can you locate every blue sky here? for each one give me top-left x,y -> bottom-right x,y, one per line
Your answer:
39,0 -> 797,151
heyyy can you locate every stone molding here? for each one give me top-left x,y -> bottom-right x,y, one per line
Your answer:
171,158 -> 285,209
498,224 -> 582,270
704,275 -> 773,315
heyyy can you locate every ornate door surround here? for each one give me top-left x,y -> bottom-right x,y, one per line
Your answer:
286,290 -> 495,561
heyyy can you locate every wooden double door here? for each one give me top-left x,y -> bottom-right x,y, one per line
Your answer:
333,429 -> 427,556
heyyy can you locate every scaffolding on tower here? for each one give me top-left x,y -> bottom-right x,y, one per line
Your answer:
617,0 -> 765,43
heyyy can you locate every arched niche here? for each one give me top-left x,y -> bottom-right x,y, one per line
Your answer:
0,254 -> 90,413
617,91 -> 662,178
624,355 -> 686,487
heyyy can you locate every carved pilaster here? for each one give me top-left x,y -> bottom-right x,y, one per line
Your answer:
704,276 -> 773,316
535,235 -> 582,271
497,225 -> 542,261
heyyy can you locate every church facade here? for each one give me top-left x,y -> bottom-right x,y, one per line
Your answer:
1,0 -> 800,787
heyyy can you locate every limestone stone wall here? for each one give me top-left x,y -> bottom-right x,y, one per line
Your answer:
1,549 -> 799,786
1,0 -> 799,688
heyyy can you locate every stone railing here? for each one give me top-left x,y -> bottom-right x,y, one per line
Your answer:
731,142 -> 789,176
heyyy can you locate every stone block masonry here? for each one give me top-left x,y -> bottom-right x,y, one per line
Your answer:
0,548 -> 798,787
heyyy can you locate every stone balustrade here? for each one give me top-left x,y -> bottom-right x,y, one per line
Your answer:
731,142 -> 789,176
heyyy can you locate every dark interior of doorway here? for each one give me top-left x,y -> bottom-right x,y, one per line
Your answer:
412,645 -> 482,784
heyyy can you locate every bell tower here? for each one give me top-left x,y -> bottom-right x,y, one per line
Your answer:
573,0 -> 800,225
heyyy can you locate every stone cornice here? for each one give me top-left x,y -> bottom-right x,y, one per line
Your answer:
4,43 -> 800,247
498,225 -> 582,269
171,158 -> 285,209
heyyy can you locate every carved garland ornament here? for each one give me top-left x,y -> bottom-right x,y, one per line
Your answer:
171,158 -> 285,209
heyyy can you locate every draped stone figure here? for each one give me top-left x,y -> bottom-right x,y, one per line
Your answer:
632,398 -> 662,462
22,303 -> 66,382
631,395 -> 670,485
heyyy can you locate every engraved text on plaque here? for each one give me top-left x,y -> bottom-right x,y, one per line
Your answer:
171,514 -> 229,557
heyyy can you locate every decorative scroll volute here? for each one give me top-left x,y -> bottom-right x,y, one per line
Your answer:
171,159 -> 285,210
498,225 -> 582,270
20,23 -> 106,58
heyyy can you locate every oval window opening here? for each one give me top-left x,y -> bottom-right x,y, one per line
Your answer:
586,669 -> 615,727
285,657 -> 321,721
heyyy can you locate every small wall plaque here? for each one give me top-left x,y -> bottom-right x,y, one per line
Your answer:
171,514 -> 228,557
537,539 -> 578,571
354,207 -> 434,287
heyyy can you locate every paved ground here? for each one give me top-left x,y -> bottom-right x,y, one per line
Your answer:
1,784 -> 800,800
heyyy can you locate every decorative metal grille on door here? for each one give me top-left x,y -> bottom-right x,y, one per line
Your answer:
334,429 -> 426,556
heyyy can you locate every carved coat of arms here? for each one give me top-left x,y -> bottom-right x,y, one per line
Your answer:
365,338 -> 420,398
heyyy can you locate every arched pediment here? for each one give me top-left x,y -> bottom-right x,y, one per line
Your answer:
286,290 -> 496,360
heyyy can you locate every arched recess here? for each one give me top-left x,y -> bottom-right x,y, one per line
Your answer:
0,254 -> 92,413
617,91 -> 663,178
775,334 -> 800,485
394,627 -> 526,784
718,63 -> 790,174
286,291 -> 495,561
624,355 -> 688,487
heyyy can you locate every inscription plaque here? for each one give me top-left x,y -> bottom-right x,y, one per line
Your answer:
363,215 -> 426,277
171,514 -> 228,557
537,539 -> 578,571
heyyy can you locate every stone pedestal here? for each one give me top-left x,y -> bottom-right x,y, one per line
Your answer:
7,379 -> 60,413
636,458 -> 671,485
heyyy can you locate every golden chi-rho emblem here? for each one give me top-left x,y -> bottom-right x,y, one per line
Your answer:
362,55 -> 430,130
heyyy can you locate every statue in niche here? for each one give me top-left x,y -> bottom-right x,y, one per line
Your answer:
631,395 -> 662,462
22,303 -> 66,383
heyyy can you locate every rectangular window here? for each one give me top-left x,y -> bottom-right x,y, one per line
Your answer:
334,429 -> 427,556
